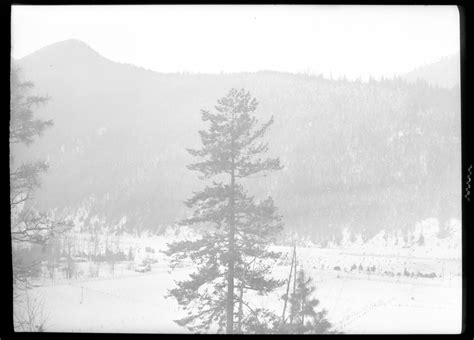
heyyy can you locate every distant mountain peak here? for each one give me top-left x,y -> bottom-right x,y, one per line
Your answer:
19,38 -> 105,64
53,38 -> 94,48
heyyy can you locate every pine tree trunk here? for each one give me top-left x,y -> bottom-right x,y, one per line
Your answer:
281,245 -> 296,323
236,266 -> 245,333
226,151 -> 236,334
290,247 -> 297,324
301,271 -> 305,328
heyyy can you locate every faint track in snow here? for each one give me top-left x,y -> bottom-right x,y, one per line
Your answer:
66,282 -> 160,306
335,296 -> 397,332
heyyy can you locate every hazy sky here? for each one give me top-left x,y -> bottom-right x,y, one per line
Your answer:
12,5 -> 460,80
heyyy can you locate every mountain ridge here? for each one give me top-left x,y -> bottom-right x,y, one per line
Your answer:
402,52 -> 460,89
12,39 -> 461,241
19,39 -> 459,83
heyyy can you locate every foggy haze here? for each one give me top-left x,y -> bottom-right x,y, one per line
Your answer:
10,5 -> 462,335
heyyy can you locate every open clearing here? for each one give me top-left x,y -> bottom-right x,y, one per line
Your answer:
18,246 -> 462,334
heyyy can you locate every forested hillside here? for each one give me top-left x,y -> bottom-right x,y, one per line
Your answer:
403,53 -> 460,89
13,39 -> 461,242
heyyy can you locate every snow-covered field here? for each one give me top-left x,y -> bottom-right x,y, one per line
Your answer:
14,218 -> 462,333
17,245 -> 462,334
268,260 -> 462,334
19,266 -> 190,333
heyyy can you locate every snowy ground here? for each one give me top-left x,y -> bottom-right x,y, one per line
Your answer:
17,264 -> 192,333
267,266 -> 462,334
16,245 -> 462,334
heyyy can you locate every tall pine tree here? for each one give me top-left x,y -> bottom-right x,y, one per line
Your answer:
10,65 -> 71,330
10,65 -> 52,215
165,88 -> 284,333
